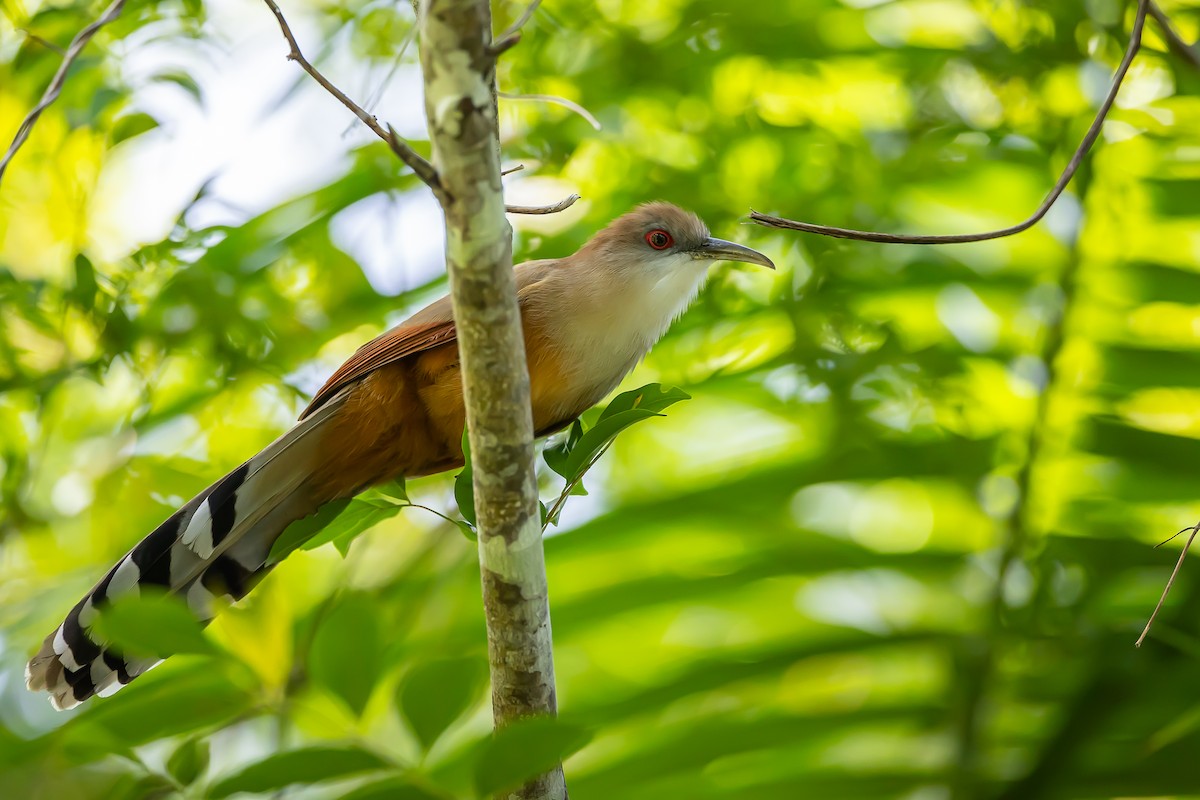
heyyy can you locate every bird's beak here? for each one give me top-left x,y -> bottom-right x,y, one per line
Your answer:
690,237 -> 775,270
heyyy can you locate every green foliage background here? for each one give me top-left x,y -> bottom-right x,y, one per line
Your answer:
3,0 -> 1200,797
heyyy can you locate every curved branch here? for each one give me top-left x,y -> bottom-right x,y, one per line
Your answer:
262,0 -> 576,216
1149,1 -> 1200,70
750,0 -> 1149,244
499,91 -> 602,130
0,0 -> 127,188
262,0 -> 441,191
505,193 -> 581,215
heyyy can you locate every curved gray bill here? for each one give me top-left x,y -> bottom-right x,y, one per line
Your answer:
691,237 -> 775,269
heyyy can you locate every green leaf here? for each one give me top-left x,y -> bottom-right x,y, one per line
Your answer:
115,773 -> 175,800
454,519 -> 477,541
473,716 -> 592,797
454,428 -> 476,526
207,746 -> 390,799
327,499 -> 404,557
166,735 -> 209,786
599,383 -> 692,420
92,592 -> 217,659
398,656 -> 488,751
374,477 -> 409,504
268,499 -> 351,563
551,384 -> 690,482
543,419 -> 584,479
339,777 -> 447,800
310,593 -> 384,716
71,253 -> 98,309
111,112 -> 158,144
268,497 -> 402,563
61,667 -> 253,759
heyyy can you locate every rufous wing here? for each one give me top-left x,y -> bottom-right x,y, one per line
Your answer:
300,319 -> 458,419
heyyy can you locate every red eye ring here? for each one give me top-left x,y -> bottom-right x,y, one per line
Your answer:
645,229 -> 673,250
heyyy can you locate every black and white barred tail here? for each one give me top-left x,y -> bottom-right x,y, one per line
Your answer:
26,394 -> 347,710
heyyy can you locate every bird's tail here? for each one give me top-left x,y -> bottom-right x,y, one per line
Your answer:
26,393 -> 348,710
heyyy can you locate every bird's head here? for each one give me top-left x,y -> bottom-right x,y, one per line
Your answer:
577,202 -> 775,275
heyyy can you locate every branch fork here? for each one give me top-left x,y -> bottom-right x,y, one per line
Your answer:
261,0 -> 573,216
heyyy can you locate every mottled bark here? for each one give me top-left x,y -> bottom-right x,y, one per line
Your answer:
418,3 -> 567,799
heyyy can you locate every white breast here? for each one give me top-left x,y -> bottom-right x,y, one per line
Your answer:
552,257 -> 707,403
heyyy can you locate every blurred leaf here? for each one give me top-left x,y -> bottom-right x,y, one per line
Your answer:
110,112 -> 158,144
70,254 -> 98,310
92,592 -> 218,659
207,746 -> 390,799
310,592 -> 385,716
165,735 -> 209,786
61,667 -> 253,759
115,773 -> 175,800
151,70 -> 203,104
473,716 -> 591,798
340,777 -> 448,800
398,656 -> 487,751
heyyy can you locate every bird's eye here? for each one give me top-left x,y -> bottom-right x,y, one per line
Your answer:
645,229 -> 673,250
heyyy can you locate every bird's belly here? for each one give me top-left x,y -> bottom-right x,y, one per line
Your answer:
527,323 -> 639,434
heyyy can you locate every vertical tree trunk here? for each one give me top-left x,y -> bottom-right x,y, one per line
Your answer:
417,2 -> 567,799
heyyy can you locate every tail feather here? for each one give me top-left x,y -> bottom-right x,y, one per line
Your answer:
27,393 -> 348,710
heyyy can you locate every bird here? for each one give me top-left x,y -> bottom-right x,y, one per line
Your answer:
26,202 -> 775,710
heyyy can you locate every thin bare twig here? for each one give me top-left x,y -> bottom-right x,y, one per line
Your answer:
0,0 -> 127,187
262,0 -> 576,215
1156,524 -> 1195,548
341,19 -> 418,137
261,0 -> 441,190
499,90 -> 602,130
501,163 -> 526,176
498,0 -> 542,41
750,0 -> 1149,244
505,193 -> 581,215
18,28 -> 67,55
1136,520 -> 1200,647
1149,1 -> 1200,69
